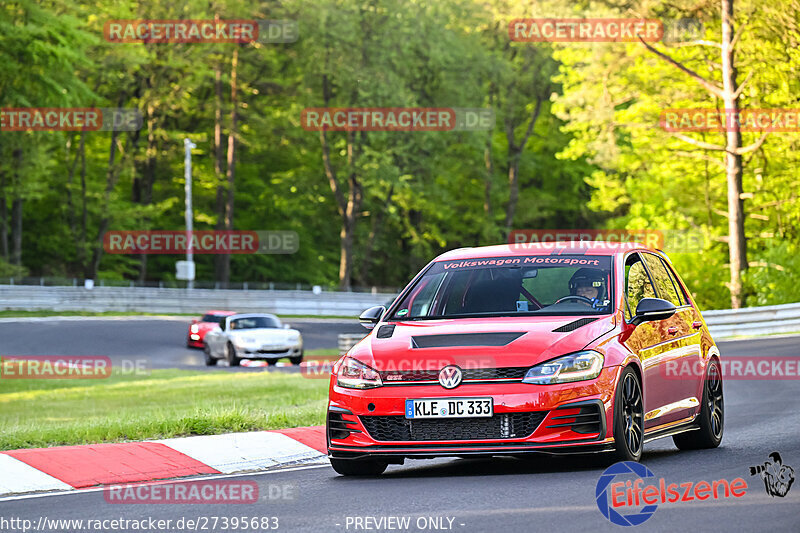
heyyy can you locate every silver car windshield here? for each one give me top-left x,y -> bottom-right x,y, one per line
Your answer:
230,316 -> 281,329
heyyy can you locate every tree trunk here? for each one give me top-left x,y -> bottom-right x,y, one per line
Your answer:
503,98 -> 543,234
318,72 -> 363,290
138,104 -> 156,282
721,0 -> 748,308
357,185 -> 393,285
10,148 -> 23,266
639,0 -> 760,308
88,129 -> 121,278
0,166 -> 7,260
213,51 -> 228,283
219,47 -> 239,287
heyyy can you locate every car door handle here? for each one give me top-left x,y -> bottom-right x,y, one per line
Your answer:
667,326 -> 679,335
692,321 -> 703,329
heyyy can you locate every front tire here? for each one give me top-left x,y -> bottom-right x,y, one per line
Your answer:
289,352 -> 304,365
611,366 -> 644,462
673,358 -> 723,450
330,458 -> 388,476
203,343 -> 218,366
226,343 -> 241,367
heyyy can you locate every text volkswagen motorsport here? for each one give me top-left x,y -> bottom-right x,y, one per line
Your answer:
327,242 -> 724,476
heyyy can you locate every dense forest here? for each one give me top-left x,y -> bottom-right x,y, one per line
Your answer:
1,0 -> 799,311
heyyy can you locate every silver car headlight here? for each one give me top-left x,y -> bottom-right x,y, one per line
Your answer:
522,351 -> 604,384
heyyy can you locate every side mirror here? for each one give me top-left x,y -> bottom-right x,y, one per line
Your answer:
359,306 -> 386,330
632,297 -> 677,326
283,324 -> 291,329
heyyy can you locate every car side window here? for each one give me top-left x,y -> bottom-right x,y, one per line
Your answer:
642,253 -> 682,307
660,258 -> 689,306
625,254 -> 656,321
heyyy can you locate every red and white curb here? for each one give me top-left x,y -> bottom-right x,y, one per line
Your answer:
0,426 -> 327,498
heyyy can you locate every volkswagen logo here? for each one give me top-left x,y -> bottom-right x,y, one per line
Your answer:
438,365 -> 463,389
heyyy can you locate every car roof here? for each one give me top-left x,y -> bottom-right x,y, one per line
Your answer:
434,241 -> 654,262
203,310 -> 237,316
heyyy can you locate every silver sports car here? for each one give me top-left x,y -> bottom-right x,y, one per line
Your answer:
202,313 -> 303,366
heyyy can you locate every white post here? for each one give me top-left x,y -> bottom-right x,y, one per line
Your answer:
184,138 -> 197,289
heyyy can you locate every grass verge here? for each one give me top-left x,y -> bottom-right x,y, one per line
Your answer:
0,368 -> 329,451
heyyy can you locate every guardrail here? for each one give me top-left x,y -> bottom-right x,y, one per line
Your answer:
0,285 -> 396,317
1,283 -> 798,339
338,333 -> 368,355
704,302 -> 800,339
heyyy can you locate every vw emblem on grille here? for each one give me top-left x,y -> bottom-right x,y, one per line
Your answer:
438,365 -> 462,389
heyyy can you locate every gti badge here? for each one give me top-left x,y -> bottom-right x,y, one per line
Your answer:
438,365 -> 463,389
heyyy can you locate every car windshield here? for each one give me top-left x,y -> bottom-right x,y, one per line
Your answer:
201,314 -> 226,323
230,316 -> 281,329
389,255 -> 613,319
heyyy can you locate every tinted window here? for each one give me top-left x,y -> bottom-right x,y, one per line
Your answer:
201,314 -> 225,323
625,255 -> 656,320
642,253 -> 682,306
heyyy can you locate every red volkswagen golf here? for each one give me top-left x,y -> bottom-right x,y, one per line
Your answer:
327,242 -> 724,475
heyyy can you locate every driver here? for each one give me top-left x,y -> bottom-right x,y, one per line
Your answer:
568,268 -> 608,308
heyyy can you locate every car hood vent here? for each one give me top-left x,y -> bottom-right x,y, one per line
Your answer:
376,324 -> 396,338
552,317 -> 597,333
411,332 -> 524,348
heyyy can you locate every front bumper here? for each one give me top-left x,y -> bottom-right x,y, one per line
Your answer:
327,366 -> 620,459
235,343 -> 303,359
187,334 -> 203,347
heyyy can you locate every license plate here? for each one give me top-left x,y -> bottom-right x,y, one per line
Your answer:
405,398 -> 493,419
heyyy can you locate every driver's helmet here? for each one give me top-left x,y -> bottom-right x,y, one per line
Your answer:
569,268 -> 607,300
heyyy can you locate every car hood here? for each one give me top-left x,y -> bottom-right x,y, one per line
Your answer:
230,328 -> 300,343
351,315 -> 615,371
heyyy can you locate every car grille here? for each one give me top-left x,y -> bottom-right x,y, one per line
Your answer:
380,367 -> 528,383
359,412 -> 546,441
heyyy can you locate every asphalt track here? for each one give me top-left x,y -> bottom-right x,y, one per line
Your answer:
0,316 -> 365,369
1,334 -> 799,532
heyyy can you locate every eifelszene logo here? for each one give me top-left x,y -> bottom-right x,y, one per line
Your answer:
749,452 -> 795,497
596,462 -> 748,526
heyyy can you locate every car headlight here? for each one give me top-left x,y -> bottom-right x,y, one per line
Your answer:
336,356 -> 383,389
522,350 -> 604,384
190,325 -> 199,333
